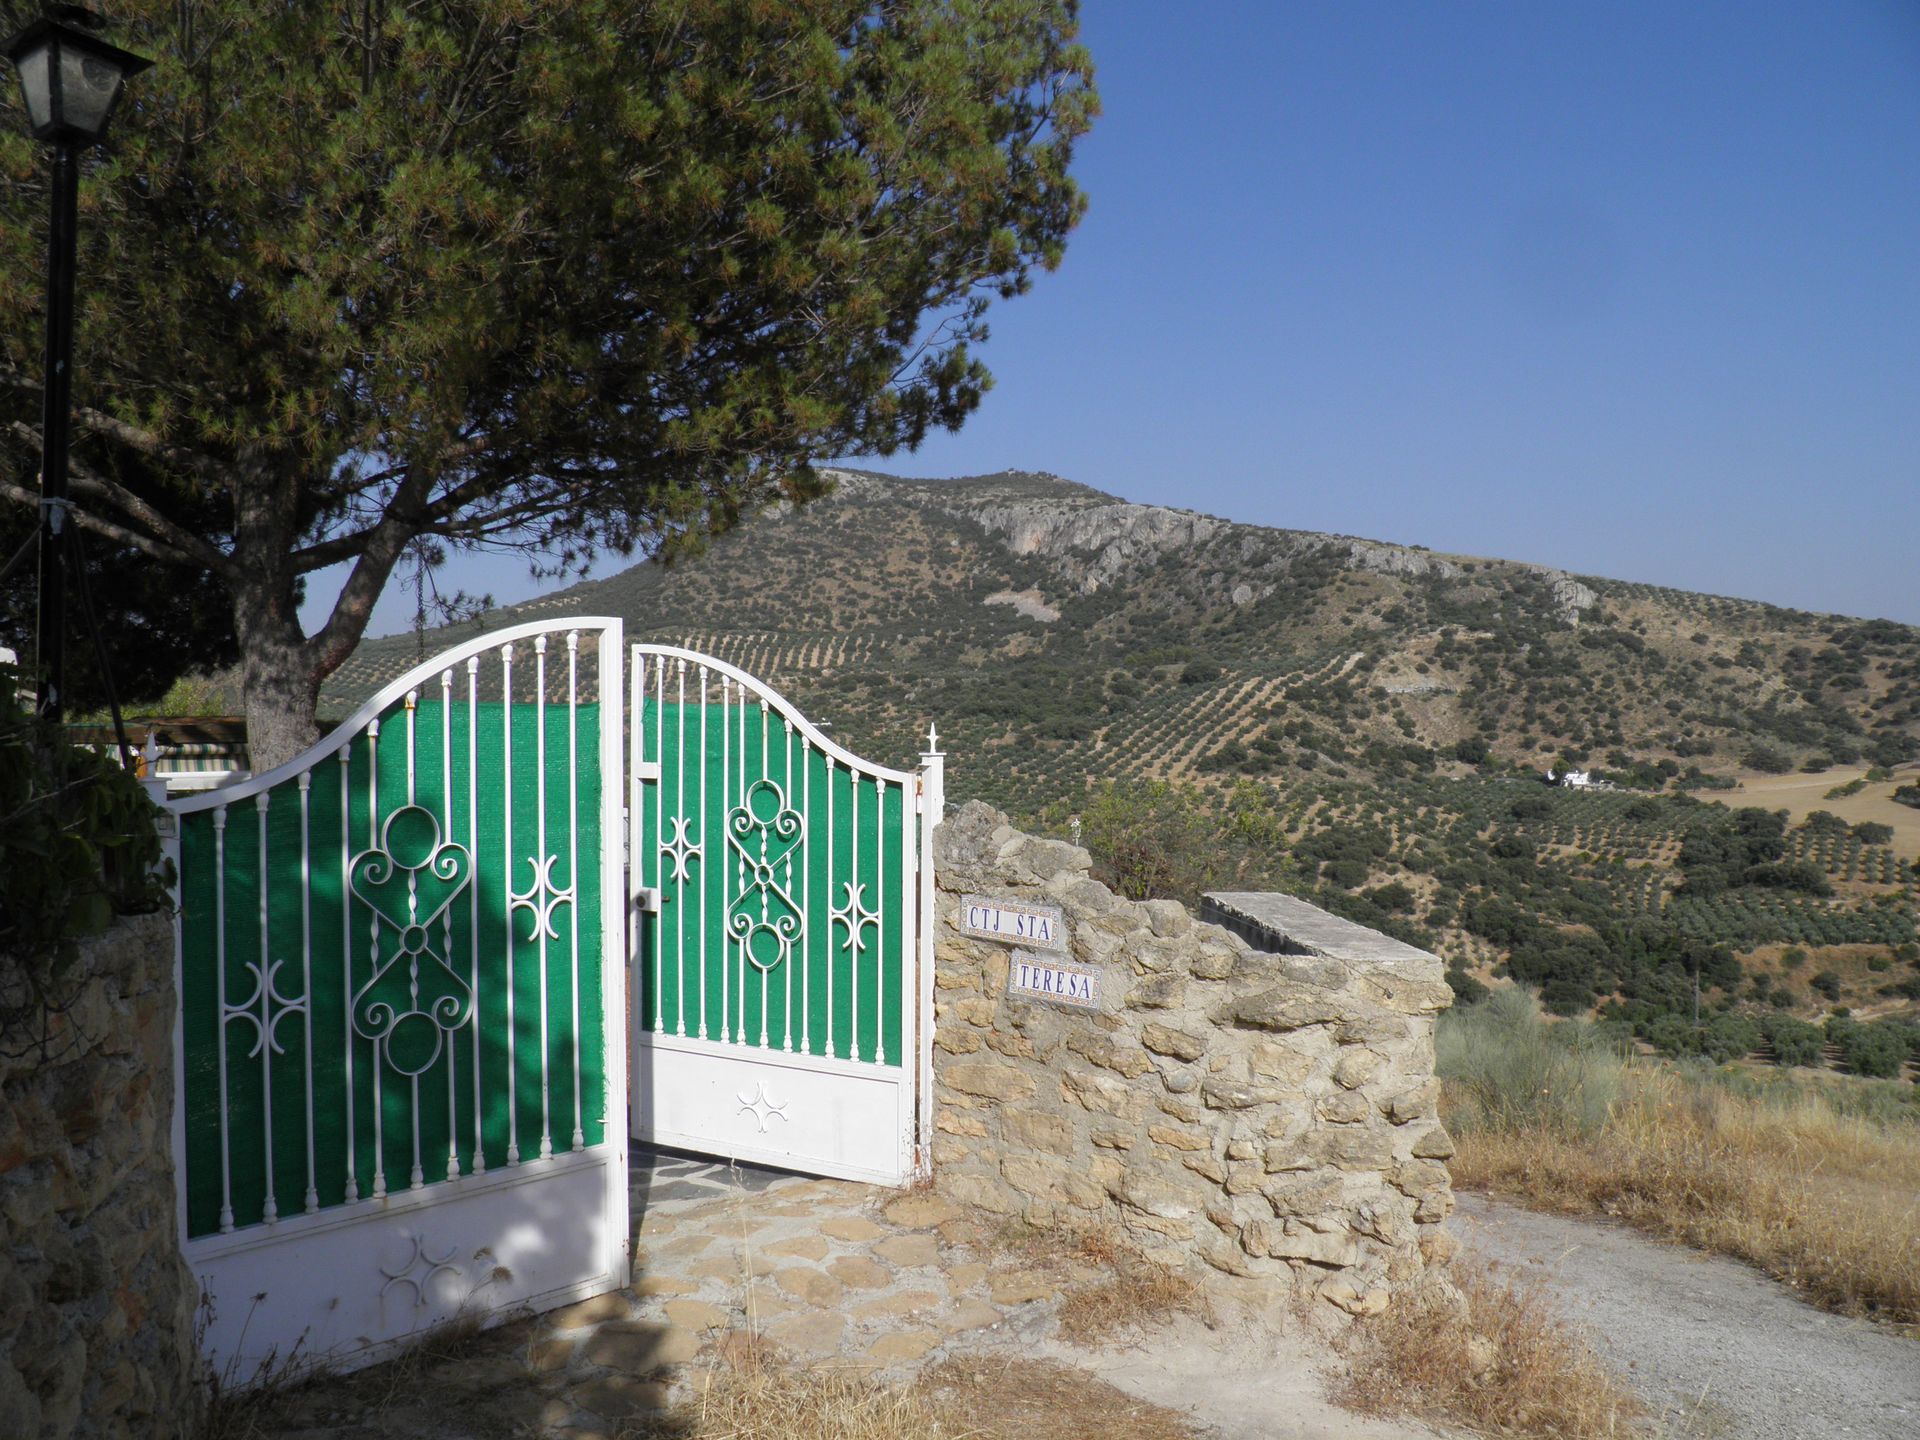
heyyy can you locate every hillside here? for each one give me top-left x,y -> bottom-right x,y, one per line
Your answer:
327,470 -> 1920,1054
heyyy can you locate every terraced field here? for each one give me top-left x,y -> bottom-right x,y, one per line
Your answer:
325,468 -> 1920,1034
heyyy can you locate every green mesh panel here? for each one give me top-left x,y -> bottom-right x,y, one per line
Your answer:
180,695 -> 606,1240
637,699 -> 907,1066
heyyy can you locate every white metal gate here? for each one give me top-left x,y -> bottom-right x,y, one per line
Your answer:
627,646 -> 942,1184
168,618 -> 630,1383
167,626 -> 942,1384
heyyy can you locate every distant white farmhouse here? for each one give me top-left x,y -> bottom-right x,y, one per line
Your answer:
1546,766 -> 1594,789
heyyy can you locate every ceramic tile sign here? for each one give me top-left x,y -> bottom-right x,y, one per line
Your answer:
958,894 -> 1067,952
1008,950 -> 1102,1011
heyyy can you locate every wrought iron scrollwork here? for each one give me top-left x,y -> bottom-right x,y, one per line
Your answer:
349,804 -> 474,1077
726,778 -> 805,971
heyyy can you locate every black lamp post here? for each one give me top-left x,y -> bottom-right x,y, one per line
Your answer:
4,10 -> 150,725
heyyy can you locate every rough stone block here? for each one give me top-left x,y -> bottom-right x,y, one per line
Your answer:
1109,1173 -> 1197,1221
1263,1172 -> 1344,1217
1144,899 -> 1192,938
1242,1220 -> 1358,1267
1379,1078 -> 1440,1124
940,1172 -> 1021,1215
1411,1125 -> 1456,1160
1388,1159 -> 1452,1197
1147,1124 -> 1211,1153
1003,1109 -> 1074,1155
1140,1023 -> 1208,1061
1060,1069 -> 1144,1119
1332,1049 -> 1383,1090
942,1062 -> 1036,1102
1181,1154 -> 1227,1184
1190,946 -> 1236,980
1201,1079 -> 1290,1110
1127,974 -> 1188,1010
1316,1092 -> 1369,1125
1226,990 -> 1349,1032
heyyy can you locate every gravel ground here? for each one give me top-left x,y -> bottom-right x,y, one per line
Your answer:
1455,1193 -> 1920,1440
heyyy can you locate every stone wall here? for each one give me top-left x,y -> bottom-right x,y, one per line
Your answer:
929,802 -> 1456,1315
1,912 -> 203,1438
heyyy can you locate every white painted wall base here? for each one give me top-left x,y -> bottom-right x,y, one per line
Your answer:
632,1033 -> 911,1186
187,1148 -> 628,1384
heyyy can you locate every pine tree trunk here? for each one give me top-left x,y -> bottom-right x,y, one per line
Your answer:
231,563 -> 320,777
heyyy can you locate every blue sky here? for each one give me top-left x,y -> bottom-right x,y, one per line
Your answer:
322,1 -> 1920,636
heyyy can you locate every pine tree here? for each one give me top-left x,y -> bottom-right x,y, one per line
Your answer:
0,1 -> 1097,767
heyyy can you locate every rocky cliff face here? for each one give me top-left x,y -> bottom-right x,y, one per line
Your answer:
823,466 -> 1595,624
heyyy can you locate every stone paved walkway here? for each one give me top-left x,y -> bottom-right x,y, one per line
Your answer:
264,1147 -> 1426,1440
472,1147 -> 1097,1435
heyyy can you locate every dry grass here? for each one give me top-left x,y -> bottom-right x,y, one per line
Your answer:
1334,1256 -> 1646,1440
620,1344 -> 1198,1440
976,1217 -> 1208,1346
1451,1065 -> 1920,1329
199,1309 -> 537,1440
923,1355 -> 1199,1440
1056,1266 -> 1206,1346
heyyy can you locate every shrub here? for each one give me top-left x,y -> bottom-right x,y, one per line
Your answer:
1811,969 -> 1844,1001
1437,988 -> 1624,1137
1,669 -> 167,1046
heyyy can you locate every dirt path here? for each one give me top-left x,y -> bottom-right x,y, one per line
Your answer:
1455,1193 -> 1920,1440
1034,1313 -> 1447,1440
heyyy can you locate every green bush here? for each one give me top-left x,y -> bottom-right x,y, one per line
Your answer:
1436,987 -> 1624,1137
0,667 -> 166,1038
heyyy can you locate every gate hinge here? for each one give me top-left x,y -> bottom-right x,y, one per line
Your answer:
636,760 -> 661,783
635,886 -> 662,914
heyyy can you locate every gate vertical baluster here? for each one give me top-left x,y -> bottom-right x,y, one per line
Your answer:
738,691 -> 749,1048
719,676 -> 731,1045
338,752 -> 358,1202
696,665 -> 708,1040
257,791 -> 278,1220
891,773 -> 909,1071
635,654 -> 655,1034
654,652 -> 666,1039
406,692 -> 424,1190
800,733 -> 810,1056
500,645 -> 518,1167
367,717 -> 386,1200
759,699 -> 770,1052
442,670 -> 461,1179
213,806 -> 234,1232
825,755 -> 835,1058
568,633 -> 584,1152
535,636 -> 553,1162
467,656 -> 484,1174
674,656 -> 686,1039
783,717 -> 793,1052
298,773 -> 318,1212
877,777 -> 887,1068
850,773 -> 861,1062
